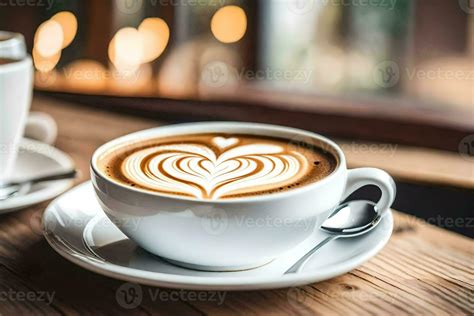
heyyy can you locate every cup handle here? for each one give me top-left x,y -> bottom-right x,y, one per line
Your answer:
24,112 -> 57,145
341,168 -> 396,215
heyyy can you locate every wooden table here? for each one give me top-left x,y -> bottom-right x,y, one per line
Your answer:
0,97 -> 472,315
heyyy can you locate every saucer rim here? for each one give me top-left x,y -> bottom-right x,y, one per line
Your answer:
0,138 -> 75,213
43,181 -> 393,290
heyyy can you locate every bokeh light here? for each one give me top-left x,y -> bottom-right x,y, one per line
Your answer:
34,20 -> 64,57
109,63 -> 153,94
51,11 -> 78,48
35,70 -> 58,89
138,18 -> 170,63
33,48 -> 61,72
32,12 -> 77,73
211,5 -> 247,43
158,41 -> 199,98
63,59 -> 107,92
109,27 -> 144,71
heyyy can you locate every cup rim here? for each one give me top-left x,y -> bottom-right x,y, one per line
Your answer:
0,55 -> 31,73
0,31 -> 24,45
0,31 -> 27,60
91,122 -> 347,204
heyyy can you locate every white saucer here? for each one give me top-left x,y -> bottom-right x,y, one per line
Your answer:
0,138 -> 75,214
43,181 -> 393,291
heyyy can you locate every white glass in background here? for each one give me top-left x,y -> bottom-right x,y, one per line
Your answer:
0,31 -> 26,59
0,31 -> 56,182
259,0 -> 344,91
258,1 -> 413,92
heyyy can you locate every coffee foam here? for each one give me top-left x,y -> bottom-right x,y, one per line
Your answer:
98,134 -> 337,200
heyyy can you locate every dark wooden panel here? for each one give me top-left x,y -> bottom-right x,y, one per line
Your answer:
37,90 -> 473,152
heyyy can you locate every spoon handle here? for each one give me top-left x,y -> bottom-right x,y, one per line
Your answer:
29,170 -> 77,185
0,170 -> 77,188
284,235 -> 337,274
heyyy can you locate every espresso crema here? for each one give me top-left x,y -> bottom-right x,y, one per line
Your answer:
97,134 -> 337,200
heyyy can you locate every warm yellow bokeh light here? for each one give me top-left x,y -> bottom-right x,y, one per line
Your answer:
33,47 -> 61,72
109,64 -> 153,94
211,5 -> 247,43
138,18 -> 170,63
107,37 -> 116,67
35,70 -> 58,89
63,59 -> 107,92
51,11 -> 78,48
108,27 -> 144,71
34,20 -> 64,57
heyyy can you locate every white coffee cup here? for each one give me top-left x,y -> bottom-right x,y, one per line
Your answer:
91,122 -> 396,271
0,56 -> 57,181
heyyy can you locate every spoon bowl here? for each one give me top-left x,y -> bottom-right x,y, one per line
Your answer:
321,200 -> 382,236
285,200 -> 383,274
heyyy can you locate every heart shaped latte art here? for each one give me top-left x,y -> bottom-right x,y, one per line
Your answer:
213,136 -> 238,149
121,138 -> 309,200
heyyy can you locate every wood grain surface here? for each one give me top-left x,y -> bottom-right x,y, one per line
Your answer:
340,140 -> 474,189
0,96 -> 471,315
